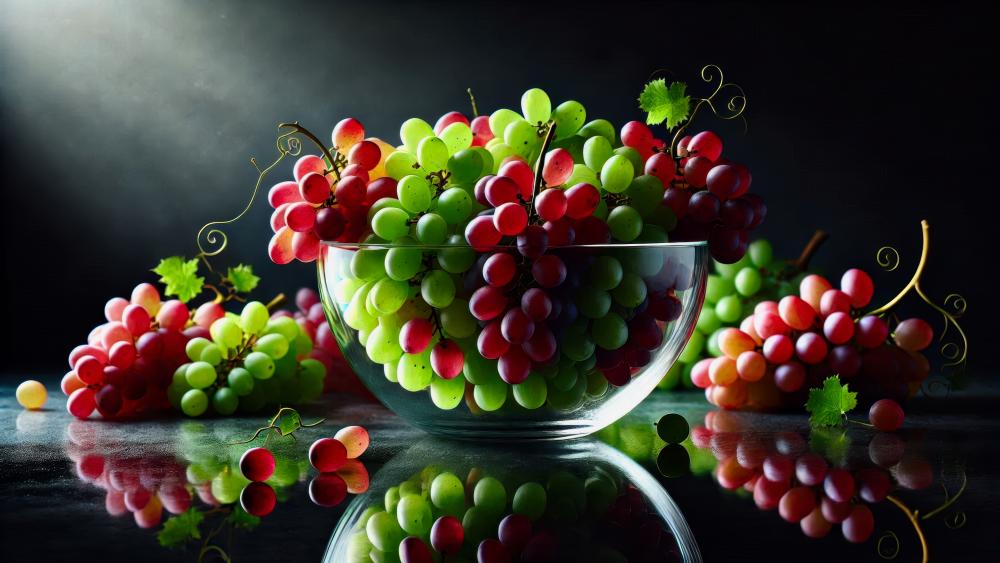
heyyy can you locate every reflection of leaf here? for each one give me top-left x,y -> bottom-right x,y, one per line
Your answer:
810,427 -> 851,466
276,410 -> 301,436
226,264 -> 260,293
228,505 -> 261,529
805,376 -> 857,427
152,256 -> 205,302
157,508 -> 204,547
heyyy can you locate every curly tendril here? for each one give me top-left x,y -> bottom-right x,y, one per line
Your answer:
876,246 -> 901,272
877,531 -> 901,559
669,64 -> 750,154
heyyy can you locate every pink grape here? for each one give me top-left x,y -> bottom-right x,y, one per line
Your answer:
340,165 -> 370,182
794,332 -> 828,365
687,130 -> 723,161
365,177 -> 398,205
399,536 -> 434,563
520,288 -> 552,321
531,255 -> 566,288
621,120 -> 654,148
823,468 -> 855,503
294,154 -> 327,182
470,286 -> 508,321
823,312 -> 855,344
498,160 -> 534,200
75,355 -> 105,385
869,399 -> 904,431
762,334 -> 794,363
156,300 -> 189,332
564,183 -> 600,219
348,140 -> 380,171
501,308 -> 534,343
292,231 -> 321,262
683,156 -> 713,187
271,204 -> 289,231
434,111 -> 469,134
465,216 -> 502,251
430,515 -> 464,555
535,188 -> 567,222
840,269 -> 874,308
335,175 -> 366,207
122,304 -> 149,335
240,482 -> 276,517
498,346 -> 531,384
736,351 -> 766,381
842,505 -> 874,543
284,202 -> 317,232
774,362 -> 805,392
431,340 -> 464,379
334,425 -> 370,458
299,171 -> 331,204
478,321 -> 509,359
691,359 -> 713,388
332,118 -> 365,151
821,497 -> 852,523
778,296 -> 815,331
645,152 -> 676,184
67,387 -> 96,419
755,311 -> 790,339
131,283 -> 161,314
309,473 -> 347,507
893,318 -> 933,351
799,274 -> 832,312
268,181 -> 302,207
541,148 -> 573,186
95,385 -> 123,416
105,297 -> 129,322
485,176 -> 519,207
474,176 -> 493,205
296,287 -> 320,312
269,226 -> 296,264
108,341 -> 136,369
494,202 -> 528,236
62,372 -> 85,395
855,315 -> 889,348
819,289 -> 852,317
778,487 -> 815,523
240,447 -> 276,482
795,453 -> 828,486
194,301 -> 224,329
400,318 -> 434,354
763,455 -> 793,482
484,253 -> 516,287
471,115 -> 493,146
309,438 -> 347,472
100,322 -> 132,350
753,476 -> 789,510
800,508 -> 832,539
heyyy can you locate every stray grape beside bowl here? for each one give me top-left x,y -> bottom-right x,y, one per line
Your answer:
318,240 -> 708,441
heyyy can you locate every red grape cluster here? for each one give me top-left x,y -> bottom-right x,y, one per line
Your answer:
662,131 -> 766,262
268,119 -> 393,263
691,268 -> 934,409
62,283 -> 194,419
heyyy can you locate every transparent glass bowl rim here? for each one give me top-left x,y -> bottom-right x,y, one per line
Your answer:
321,240 -> 709,251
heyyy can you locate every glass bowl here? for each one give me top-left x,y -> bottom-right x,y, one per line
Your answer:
318,241 -> 708,441
322,438 -> 702,562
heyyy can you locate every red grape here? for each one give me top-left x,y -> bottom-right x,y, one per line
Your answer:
430,515 -> 464,555
431,340 -> 465,379
778,486 -> 816,523
348,140 -> 381,171
869,399 -> 904,431
687,131 -> 723,161
309,438 -> 347,472
823,468 -> 855,503
535,188 -> 567,221
855,315 -> 889,348
309,473 -> 347,507
483,253 -> 516,287
840,269 -> 874,308
564,183 -> 600,219
478,321 -> 510,359
239,447 -> 276,482
399,318 -> 434,354
531,255 -> 566,288
842,505 -> 874,543
822,312 -> 855,344
893,318 -> 933,351
240,482 -> 276,517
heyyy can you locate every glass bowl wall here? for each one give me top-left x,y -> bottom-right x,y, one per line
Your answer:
318,241 -> 707,441
323,439 -> 702,563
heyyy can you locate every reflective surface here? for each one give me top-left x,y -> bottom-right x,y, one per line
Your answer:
1,374 -> 997,562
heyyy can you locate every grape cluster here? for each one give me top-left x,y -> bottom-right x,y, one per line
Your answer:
167,299 -> 328,417
690,268 -> 935,409
690,410 -> 935,545
320,87 -> 700,413
349,463 -> 679,563
62,283 -> 193,419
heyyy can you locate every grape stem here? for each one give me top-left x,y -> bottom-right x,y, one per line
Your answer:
278,121 -> 344,182
467,88 -> 479,118
527,121 -> 558,222
793,230 -> 828,272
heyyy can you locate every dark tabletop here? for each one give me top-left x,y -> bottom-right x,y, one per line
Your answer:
1,374 -> 997,562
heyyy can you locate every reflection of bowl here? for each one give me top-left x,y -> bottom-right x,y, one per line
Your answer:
322,439 -> 701,562
318,241 -> 708,440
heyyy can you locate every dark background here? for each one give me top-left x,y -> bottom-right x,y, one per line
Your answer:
0,0 -> 991,376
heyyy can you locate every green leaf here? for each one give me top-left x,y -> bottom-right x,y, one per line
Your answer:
227,505 -> 261,529
805,376 -> 858,427
157,508 -> 204,548
276,409 -> 301,436
638,79 -> 691,129
152,256 -> 205,303
227,264 -> 260,294
809,427 -> 851,466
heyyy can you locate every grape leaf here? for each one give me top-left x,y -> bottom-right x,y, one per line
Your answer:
226,264 -> 260,294
805,376 -> 857,427
157,508 -> 204,548
152,256 -> 205,303
276,409 -> 302,436
638,79 -> 691,129
809,427 -> 851,466
227,505 -> 261,529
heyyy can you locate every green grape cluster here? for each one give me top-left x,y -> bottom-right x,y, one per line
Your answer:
167,301 -> 327,417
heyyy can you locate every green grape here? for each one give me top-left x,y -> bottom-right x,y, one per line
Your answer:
199,344 -> 223,366
437,235 -> 475,273
614,146 -> 642,172
714,253 -> 753,279
212,470 -> 250,505
366,510 -> 404,552
578,119 -> 616,143
346,531 -> 373,563
462,506 -> 497,546
547,372 -> 588,410
227,367 -> 254,396
210,317 -> 243,349
430,472 -> 465,517
612,273 -> 647,307
592,197 -> 609,220
585,476 -> 617,516
577,286 -> 611,318
473,380 -> 507,411
370,278 -> 409,315
211,387 -> 238,415
263,315 -> 298,341
397,350 -> 433,391
512,482 -> 547,521
384,361 -> 398,382
473,476 -> 507,516
181,388 -> 209,416
489,108 -> 522,138
471,146 -> 494,176
565,163 -> 599,188
552,364 -> 577,391
678,330 -> 705,363
356,506 -> 381,531
352,249 -> 389,281
244,351 -> 276,379
417,136 -> 449,171
705,274 -> 735,304
240,301 -> 269,335
447,148 -> 484,184
735,266 -> 763,296
439,121 -> 473,155
591,313 -> 627,350
487,142 -> 518,172
368,198 -> 405,224
415,213 -> 447,244
625,175 -> 666,218
440,299 -> 476,338
254,333 -> 289,359
586,369 -> 609,397
185,337 -> 212,362
658,361 -> 683,390
513,373 -> 547,409
385,150 -> 420,180
546,470 -> 585,519
397,175 -> 432,213
607,205 -> 643,242
715,295 -> 743,323
583,135 -> 613,171
560,324 -> 595,361
300,358 -> 326,386
436,188 -> 472,225
400,117 -> 434,153
552,100 -> 586,138
372,207 -> 411,241
504,119 -> 540,158
399,480 -> 421,498
749,239 -> 773,267
590,256 -> 623,290
600,154 -> 634,194
430,374 -> 465,410
367,324 -> 404,364
384,486 -> 401,513
396,494 -> 432,535
697,307 -> 721,333
385,244 -> 423,281
706,329 -> 723,358
420,270 -> 455,308
167,380 -> 191,409
462,352 -> 500,385
185,361 -> 216,389
345,282 -> 378,332
521,88 -> 551,123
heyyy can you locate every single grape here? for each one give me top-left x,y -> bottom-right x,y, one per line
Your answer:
430,515 -> 464,555
180,389 -> 209,417
16,380 -> 47,410
309,437 -> 347,472
240,447 -> 276,482
656,413 -> 689,443
869,399 -> 904,431
240,482 -> 276,517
